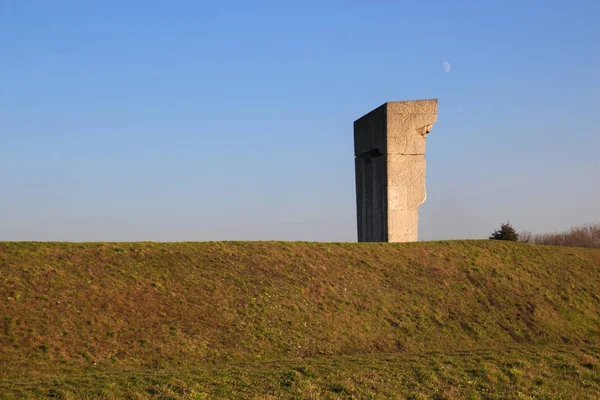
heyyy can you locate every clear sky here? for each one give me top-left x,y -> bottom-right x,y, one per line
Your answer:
1,0 -> 598,242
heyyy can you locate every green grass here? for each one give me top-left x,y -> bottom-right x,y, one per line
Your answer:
1,347 -> 599,399
1,240 -> 599,398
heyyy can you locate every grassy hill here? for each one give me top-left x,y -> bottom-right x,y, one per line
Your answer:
1,240 -> 599,398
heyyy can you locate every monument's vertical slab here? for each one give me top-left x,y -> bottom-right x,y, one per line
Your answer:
354,99 -> 438,242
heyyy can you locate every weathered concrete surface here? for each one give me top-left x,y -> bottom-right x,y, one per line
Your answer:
354,99 -> 437,242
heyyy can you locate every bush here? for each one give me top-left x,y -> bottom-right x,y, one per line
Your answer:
518,230 -> 532,244
489,222 -> 519,241
519,223 -> 600,248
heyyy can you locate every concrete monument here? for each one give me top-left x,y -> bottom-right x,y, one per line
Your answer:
354,99 -> 438,242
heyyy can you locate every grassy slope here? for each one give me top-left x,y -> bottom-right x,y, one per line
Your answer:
1,240 -> 599,398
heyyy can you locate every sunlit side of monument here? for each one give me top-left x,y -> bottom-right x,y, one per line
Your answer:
354,99 -> 438,242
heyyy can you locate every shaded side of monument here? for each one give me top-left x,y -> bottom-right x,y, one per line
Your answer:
354,99 -> 438,242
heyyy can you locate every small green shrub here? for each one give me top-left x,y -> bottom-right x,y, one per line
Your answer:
490,222 -> 519,241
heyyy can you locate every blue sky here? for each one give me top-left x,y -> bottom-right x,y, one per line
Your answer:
1,0 -> 598,241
